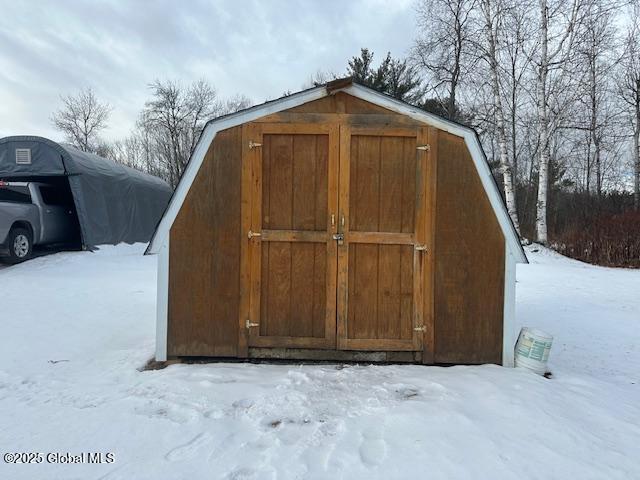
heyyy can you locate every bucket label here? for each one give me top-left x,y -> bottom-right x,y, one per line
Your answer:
516,334 -> 551,362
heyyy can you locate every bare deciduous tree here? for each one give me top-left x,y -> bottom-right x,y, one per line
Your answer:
571,0 -> 625,197
413,0 -> 478,121
137,79 -> 248,188
119,79 -> 251,188
51,87 -> 112,152
501,1 -> 536,184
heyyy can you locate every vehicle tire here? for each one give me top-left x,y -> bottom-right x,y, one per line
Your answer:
6,227 -> 33,264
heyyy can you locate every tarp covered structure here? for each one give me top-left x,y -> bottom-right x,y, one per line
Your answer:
0,136 -> 172,248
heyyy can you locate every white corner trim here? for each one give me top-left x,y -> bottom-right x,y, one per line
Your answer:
502,244 -> 517,367
146,86 -> 328,254
155,236 -> 169,361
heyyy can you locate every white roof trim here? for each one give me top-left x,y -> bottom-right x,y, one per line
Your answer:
147,83 -> 526,263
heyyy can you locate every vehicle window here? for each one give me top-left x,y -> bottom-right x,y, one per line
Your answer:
0,185 -> 32,204
39,186 -> 73,206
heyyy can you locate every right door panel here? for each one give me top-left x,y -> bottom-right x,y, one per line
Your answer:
337,126 -> 430,352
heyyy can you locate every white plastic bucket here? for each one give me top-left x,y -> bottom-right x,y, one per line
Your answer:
515,327 -> 553,375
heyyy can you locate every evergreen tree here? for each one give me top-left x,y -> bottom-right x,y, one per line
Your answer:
346,49 -> 425,104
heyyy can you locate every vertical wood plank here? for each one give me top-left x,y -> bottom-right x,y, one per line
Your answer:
401,137 -> 417,233
266,241 -> 292,337
268,134 -> 294,229
336,124 -> 350,349
238,124 -> 254,357
325,124 -> 339,347
422,127 -> 437,363
290,243 -> 314,337
260,242 -> 269,337
379,137 -> 403,232
400,245 -> 414,340
412,127 -> 429,353
313,242 -> 327,338
378,244 -> 401,339
349,243 -> 380,339
350,135 -> 381,232
289,134 -> 318,337
248,124 -> 263,344
292,135 -> 317,230
315,135 -> 329,231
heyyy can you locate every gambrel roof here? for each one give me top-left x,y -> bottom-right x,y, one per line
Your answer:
146,79 -> 527,263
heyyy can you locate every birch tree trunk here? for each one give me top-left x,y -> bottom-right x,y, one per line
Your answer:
534,0 -> 580,243
482,0 -> 521,233
535,0 -> 550,244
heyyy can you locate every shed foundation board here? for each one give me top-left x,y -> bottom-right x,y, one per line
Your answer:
248,348 -> 422,363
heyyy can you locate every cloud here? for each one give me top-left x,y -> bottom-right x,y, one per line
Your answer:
0,0 -> 416,141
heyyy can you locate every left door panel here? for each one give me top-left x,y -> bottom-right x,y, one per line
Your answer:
242,123 -> 339,350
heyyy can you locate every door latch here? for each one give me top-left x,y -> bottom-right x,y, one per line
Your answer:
332,233 -> 344,245
246,319 -> 259,329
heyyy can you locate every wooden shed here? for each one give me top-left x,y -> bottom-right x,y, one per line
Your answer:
146,78 -> 527,366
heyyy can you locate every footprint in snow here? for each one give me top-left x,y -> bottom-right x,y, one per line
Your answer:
359,424 -> 387,467
226,466 -> 276,480
165,432 -> 213,462
396,386 -> 420,400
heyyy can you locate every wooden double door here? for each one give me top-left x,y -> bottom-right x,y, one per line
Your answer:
242,122 -> 434,354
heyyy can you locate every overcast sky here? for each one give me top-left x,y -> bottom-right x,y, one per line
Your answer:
0,0 -> 416,142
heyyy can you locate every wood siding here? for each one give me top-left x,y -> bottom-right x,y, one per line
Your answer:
168,126 -> 242,357
285,92 -> 395,114
165,93 -> 506,364
434,132 -> 505,364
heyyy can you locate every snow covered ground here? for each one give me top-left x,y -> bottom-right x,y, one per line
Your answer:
0,244 -> 638,480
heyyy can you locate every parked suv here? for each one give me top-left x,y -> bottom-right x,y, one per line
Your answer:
0,181 -> 77,263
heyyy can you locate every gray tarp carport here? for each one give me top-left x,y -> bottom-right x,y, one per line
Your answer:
0,136 -> 172,248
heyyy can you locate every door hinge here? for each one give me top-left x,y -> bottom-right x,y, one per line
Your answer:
248,230 -> 262,239
416,144 -> 430,151
414,325 -> 426,332
414,244 -> 428,252
246,319 -> 259,329
249,141 -> 262,149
